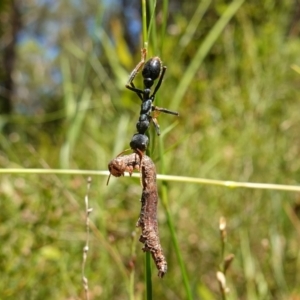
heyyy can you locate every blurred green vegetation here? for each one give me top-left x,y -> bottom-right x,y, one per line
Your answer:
1,0 -> 300,299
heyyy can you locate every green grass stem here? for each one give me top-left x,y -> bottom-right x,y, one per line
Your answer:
142,0 -> 148,48
148,0 -> 158,53
171,0 -> 245,110
178,0 -> 212,54
145,253 -> 153,300
160,0 -> 169,51
158,137 -> 193,298
141,0 -> 153,295
161,183 -> 193,299
2,169 -> 300,193
129,230 -> 138,300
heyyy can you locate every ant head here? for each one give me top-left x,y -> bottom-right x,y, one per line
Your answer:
142,57 -> 162,82
130,134 -> 149,152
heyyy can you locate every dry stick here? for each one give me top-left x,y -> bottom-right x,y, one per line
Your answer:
82,177 -> 93,300
217,217 -> 229,299
108,153 -> 167,277
217,217 -> 234,299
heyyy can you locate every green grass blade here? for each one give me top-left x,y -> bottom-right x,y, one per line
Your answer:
129,230 -> 138,300
148,0 -> 157,53
60,88 -> 91,168
141,0 -> 152,295
159,139 -> 193,299
96,28 -> 128,89
60,56 -> 76,120
145,252 -> 153,300
160,0 -> 169,51
142,0 -> 148,48
178,0 -> 212,53
171,0 -> 245,110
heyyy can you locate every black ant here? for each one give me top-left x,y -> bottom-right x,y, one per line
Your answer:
108,47 -> 179,181
126,48 -> 179,151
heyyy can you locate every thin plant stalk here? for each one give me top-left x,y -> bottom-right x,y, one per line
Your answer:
141,0 -> 153,297
148,0 -> 157,53
82,177 -> 93,300
141,0 -> 148,49
178,0 -> 211,55
145,253 -> 153,300
160,0 -> 169,51
2,168 -> 300,193
129,230 -> 138,300
159,140 -> 193,300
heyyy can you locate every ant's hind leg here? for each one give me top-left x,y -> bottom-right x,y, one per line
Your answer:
153,105 -> 179,116
152,117 -> 161,136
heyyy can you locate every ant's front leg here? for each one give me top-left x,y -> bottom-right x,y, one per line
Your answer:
126,48 -> 147,88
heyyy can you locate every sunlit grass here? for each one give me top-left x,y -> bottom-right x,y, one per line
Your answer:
1,0 -> 300,299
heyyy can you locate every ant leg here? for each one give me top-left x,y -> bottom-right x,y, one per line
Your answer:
153,105 -> 179,116
151,66 -> 167,99
151,107 -> 178,136
150,65 -> 179,116
126,48 -> 147,87
152,117 -> 161,136
126,82 -> 143,101
125,48 -> 146,101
